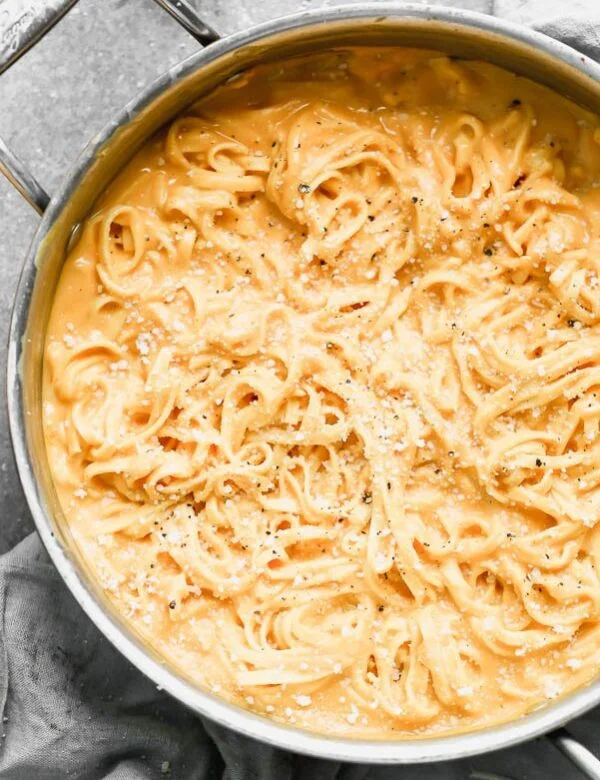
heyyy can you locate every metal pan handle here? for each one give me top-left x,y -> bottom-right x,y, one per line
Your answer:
0,0 -> 79,77
0,0 -> 80,214
548,728 -> 600,780
150,0 -> 219,47
0,0 -> 219,214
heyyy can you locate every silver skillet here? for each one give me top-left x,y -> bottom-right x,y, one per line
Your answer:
2,0 -> 600,775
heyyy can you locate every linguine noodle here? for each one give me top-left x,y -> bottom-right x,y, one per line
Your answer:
43,48 -> 600,737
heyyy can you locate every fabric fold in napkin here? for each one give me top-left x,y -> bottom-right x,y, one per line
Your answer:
2,0 -> 600,777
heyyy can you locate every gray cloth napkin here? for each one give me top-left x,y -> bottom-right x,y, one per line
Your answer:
3,2 -> 600,778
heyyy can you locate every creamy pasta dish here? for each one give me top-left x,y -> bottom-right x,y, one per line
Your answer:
44,48 -> 600,738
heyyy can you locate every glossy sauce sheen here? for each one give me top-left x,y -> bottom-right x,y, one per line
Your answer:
44,48 -> 600,738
